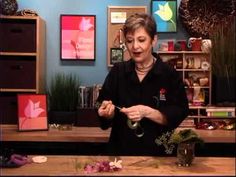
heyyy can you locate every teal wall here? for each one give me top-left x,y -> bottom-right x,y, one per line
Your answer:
17,0 -> 189,87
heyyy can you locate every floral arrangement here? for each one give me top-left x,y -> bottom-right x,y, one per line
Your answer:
155,129 -> 204,154
83,158 -> 122,173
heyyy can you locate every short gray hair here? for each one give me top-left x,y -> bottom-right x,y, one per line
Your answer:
123,13 -> 157,40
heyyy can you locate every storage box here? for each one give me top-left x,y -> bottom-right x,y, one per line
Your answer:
0,56 -> 36,89
0,18 -> 36,52
0,93 -> 18,123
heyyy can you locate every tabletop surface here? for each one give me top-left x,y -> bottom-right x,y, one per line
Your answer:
1,155 -> 235,176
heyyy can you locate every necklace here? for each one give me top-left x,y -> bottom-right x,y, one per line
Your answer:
135,57 -> 156,74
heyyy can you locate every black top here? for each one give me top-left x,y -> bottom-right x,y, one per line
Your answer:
97,53 -> 189,156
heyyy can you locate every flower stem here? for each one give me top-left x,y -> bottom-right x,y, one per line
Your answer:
170,19 -> 176,31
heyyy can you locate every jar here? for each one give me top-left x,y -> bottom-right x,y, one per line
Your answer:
176,142 -> 195,166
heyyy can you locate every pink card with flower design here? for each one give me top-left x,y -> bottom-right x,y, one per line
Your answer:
17,94 -> 48,131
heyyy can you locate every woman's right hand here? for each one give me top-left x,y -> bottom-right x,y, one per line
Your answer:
98,100 -> 115,119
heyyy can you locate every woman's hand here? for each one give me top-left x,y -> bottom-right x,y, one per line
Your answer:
120,105 -> 167,125
120,105 -> 147,122
98,100 -> 115,119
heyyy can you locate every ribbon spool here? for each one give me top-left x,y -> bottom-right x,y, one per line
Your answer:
127,119 -> 139,129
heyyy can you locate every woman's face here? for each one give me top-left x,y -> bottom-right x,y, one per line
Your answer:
125,27 -> 157,63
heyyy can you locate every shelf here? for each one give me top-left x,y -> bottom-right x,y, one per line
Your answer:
0,15 -> 39,20
189,105 -> 209,109
0,52 -> 37,56
158,51 -> 210,54
188,115 -> 236,119
0,88 -> 37,92
0,16 -> 46,124
159,51 -> 212,109
182,68 -> 210,71
185,86 -> 210,89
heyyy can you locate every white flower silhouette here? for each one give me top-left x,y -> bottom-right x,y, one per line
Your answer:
24,99 -> 45,118
79,17 -> 93,31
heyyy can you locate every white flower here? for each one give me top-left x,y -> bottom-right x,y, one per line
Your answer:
109,158 -> 122,169
154,2 -> 173,21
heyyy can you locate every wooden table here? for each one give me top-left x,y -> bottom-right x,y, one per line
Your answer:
1,155 -> 235,176
1,124 -> 235,143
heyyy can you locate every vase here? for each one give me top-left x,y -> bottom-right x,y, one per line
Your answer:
176,142 -> 195,167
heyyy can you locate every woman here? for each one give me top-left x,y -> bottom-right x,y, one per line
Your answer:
97,13 -> 189,155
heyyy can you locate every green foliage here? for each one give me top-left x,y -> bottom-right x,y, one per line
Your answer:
169,129 -> 204,145
155,129 -> 204,154
48,73 -> 79,112
210,16 -> 236,78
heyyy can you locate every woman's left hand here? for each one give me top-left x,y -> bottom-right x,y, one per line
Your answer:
120,105 -> 147,122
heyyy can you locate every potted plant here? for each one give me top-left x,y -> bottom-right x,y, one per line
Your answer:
155,129 -> 204,166
47,72 -> 80,125
210,16 -> 236,106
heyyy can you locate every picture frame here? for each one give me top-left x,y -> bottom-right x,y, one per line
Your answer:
17,94 -> 48,131
151,0 -> 177,32
110,48 -> 123,64
60,14 -> 96,60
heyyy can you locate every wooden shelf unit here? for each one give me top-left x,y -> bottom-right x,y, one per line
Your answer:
0,15 -> 46,124
159,51 -> 211,119
159,51 -> 236,129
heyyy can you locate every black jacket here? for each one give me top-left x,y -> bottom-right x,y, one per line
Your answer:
97,53 -> 189,156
